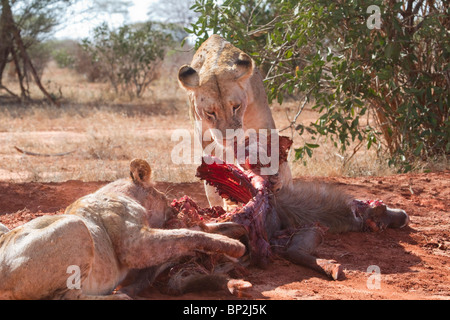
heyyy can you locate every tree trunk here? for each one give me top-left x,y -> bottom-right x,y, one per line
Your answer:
0,0 -> 12,86
0,0 -> 60,106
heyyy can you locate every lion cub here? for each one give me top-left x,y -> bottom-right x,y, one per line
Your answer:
0,159 -> 245,300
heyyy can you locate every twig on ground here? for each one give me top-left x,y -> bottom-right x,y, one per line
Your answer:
14,146 -> 77,157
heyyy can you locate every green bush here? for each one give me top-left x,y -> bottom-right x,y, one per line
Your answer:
82,22 -> 174,99
52,47 -> 75,69
186,0 -> 449,171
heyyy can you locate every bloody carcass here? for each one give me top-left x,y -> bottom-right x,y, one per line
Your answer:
166,134 -> 409,284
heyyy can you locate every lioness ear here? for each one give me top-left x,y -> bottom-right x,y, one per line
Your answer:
234,52 -> 254,81
178,65 -> 199,89
130,159 -> 151,185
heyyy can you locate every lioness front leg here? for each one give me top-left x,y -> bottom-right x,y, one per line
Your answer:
0,223 -> 9,236
119,228 -> 246,270
205,181 -> 224,207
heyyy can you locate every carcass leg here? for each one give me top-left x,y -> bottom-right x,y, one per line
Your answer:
281,227 -> 343,280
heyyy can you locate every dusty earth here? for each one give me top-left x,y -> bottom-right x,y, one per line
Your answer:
0,170 -> 448,300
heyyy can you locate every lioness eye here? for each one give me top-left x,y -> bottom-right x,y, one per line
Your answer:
233,104 -> 241,113
205,111 -> 216,120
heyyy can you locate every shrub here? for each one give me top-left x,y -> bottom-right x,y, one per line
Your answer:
187,0 -> 449,171
81,22 -> 174,99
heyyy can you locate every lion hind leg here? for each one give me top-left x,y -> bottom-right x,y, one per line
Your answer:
0,215 -> 95,300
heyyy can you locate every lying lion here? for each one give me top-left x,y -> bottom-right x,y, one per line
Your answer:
0,159 -> 245,300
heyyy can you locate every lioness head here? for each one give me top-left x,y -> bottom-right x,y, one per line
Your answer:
94,159 -> 173,227
178,36 -> 255,145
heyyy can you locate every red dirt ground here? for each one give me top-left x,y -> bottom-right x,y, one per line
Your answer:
0,171 -> 449,300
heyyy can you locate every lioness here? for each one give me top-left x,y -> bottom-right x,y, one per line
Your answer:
0,159 -> 245,300
178,34 -> 292,207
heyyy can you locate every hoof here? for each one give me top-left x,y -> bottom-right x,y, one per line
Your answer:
317,259 -> 344,281
227,279 -> 253,298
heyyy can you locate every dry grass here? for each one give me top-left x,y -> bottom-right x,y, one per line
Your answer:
0,56 -> 198,183
1,58 -> 435,184
0,101 -> 197,182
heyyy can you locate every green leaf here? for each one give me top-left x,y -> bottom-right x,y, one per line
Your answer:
294,147 -> 304,160
305,143 -> 320,148
413,142 -> 424,156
